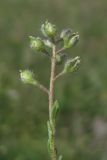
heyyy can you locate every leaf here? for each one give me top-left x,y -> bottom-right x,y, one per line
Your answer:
47,121 -> 52,152
51,100 -> 60,122
47,121 -> 52,139
47,139 -> 51,153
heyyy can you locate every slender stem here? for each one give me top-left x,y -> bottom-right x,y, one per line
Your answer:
37,83 -> 49,95
56,47 -> 65,54
54,72 -> 64,81
49,45 -> 56,120
48,45 -> 57,160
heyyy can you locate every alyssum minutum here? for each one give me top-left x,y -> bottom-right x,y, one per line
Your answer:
20,21 -> 80,160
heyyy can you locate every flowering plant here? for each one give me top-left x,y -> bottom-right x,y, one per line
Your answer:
20,21 -> 80,160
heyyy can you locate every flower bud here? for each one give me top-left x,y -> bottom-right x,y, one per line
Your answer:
29,36 -> 45,52
63,56 -> 80,73
41,21 -> 57,38
67,34 -> 79,48
20,70 -> 37,85
60,29 -> 79,49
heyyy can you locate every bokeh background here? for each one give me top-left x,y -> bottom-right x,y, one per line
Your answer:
0,0 -> 107,159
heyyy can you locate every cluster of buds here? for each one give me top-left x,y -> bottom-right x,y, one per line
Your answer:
28,21 -> 80,68
29,21 -> 57,54
20,20 -> 80,84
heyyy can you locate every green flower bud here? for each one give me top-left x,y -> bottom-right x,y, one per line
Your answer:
20,70 -> 38,85
64,33 -> 79,49
67,34 -> 79,48
29,36 -> 45,52
41,21 -> 57,38
63,56 -> 80,73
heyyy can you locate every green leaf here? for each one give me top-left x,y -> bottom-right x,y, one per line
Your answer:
47,121 -> 52,152
47,139 -> 51,153
51,100 -> 60,122
47,121 -> 52,139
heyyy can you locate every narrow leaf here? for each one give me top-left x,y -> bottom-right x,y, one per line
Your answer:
47,121 -> 52,139
51,100 -> 60,122
47,121 -> 52,152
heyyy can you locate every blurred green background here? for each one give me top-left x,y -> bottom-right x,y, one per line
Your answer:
0,0 -> 107,159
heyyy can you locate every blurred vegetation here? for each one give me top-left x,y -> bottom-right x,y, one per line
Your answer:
0,0 -> 107,159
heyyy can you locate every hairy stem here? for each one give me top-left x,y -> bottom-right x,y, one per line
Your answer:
56,47 -> 65,54
37,83 -> 49,95
54,72 -> 64,81
48,45 -> 57,160
49,45 -> 56,120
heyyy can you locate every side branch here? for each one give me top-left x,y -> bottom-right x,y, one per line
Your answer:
54,72 -> 64,81
37,83 -> 49,95
56,47 -> 65,54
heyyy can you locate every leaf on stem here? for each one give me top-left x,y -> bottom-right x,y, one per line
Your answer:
51,100 -> 60,123
47,121 -> 53,152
